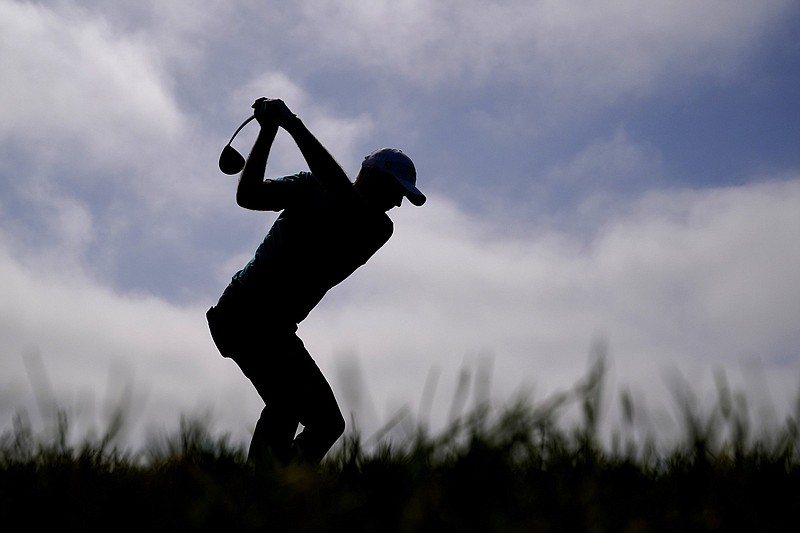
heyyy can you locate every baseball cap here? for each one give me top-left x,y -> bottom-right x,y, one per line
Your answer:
362,148 -> 426,206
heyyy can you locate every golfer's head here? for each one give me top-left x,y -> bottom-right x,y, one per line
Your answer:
361,148 -> 426,207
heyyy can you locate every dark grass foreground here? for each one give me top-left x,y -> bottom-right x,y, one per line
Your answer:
2,361 -> 800,532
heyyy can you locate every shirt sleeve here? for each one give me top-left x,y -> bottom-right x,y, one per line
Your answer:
262,172 -> 325,211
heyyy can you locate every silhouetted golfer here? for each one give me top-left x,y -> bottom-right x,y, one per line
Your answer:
207,98 -> 425,470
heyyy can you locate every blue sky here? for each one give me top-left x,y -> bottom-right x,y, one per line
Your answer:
2,0 -> 800,450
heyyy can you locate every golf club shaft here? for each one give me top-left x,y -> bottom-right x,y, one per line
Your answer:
227,115 -> 256,145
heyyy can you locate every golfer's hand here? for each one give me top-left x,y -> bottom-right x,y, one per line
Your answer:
252,98 -> 297,128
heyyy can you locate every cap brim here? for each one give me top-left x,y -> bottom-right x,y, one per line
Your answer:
397,179 -> 426,206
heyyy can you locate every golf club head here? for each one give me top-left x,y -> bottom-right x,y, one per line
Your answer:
219,144 -> 245,175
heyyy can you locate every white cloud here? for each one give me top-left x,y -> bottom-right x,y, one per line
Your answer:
284,0 -> 791,98
0,1 -> 185,165
0,234 -> 251,447
545,129 -> 662,188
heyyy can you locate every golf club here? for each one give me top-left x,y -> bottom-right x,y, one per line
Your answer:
219,114 -> 256,175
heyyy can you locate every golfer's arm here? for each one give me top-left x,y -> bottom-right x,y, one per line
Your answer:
236,124 -> 281,210
284,118 -> 353,193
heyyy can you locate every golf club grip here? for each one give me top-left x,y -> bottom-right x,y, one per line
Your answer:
227,115 -> 256,145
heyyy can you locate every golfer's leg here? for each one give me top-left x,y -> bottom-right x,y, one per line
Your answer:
243,336 -> 301,468
249,403 -> 299,466
292,357 -> 346,463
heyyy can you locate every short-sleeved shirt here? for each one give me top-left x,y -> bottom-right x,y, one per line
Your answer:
227,172 -> 393,324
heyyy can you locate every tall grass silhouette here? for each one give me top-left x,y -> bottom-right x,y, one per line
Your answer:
2,354 -> 799,531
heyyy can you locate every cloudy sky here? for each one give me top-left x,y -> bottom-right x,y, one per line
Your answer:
2,0 -> 799,451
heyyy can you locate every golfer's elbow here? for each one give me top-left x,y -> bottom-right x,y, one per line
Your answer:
235,189 -> 250,208
236,183 -> 277,211
236,191 -> 261,210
